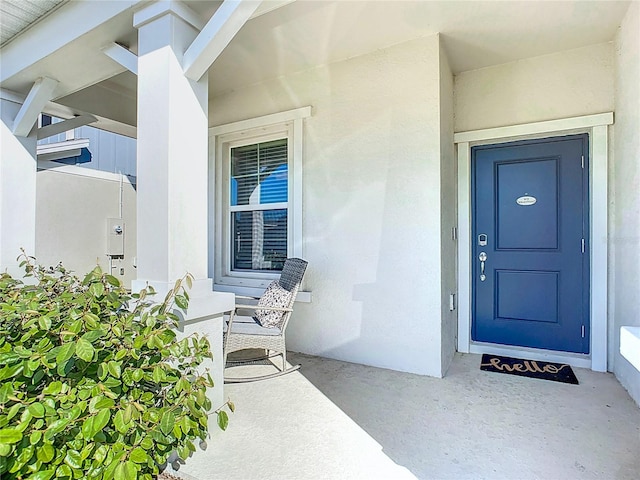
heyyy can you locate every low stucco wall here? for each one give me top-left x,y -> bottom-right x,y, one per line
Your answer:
35,167 -> 137,288
210,35 -> 455,377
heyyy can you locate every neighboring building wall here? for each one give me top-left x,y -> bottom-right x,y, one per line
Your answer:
210,35 -> 453,377
612,2 -> 640,405
439,40 -> 457,375
39,122 -> 136,177
454,42 -> 615,132
35,167 -> 137,289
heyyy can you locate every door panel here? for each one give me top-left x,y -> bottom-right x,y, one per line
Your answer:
472,135 -> 589,354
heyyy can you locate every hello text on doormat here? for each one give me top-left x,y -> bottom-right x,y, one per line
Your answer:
480,354 -> 579,384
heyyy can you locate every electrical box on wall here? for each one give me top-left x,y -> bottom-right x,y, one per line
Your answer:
107,218 -> 124,256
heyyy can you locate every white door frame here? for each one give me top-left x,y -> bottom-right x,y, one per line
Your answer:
454,112 -> 613,372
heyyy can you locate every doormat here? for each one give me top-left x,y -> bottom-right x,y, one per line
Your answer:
480,354 -> 579,384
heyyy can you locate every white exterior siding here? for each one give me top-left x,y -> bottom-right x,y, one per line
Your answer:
38,120 -> 136,177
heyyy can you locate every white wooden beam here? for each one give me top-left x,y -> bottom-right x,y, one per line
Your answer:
102,43 -> 138,75
12,77 -> 59,137
182,0 -> 262,81
37,114 -> 97,140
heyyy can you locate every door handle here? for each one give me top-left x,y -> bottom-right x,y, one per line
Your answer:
479,252 -> 487,282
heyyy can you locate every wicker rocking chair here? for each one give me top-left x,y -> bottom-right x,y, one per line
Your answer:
223,258 -> 308,383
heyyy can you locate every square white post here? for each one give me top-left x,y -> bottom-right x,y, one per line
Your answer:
0,98 -> 37,278
133,2 -> 234,408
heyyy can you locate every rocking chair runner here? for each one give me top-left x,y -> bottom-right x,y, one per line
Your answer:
223,258 -> 308,383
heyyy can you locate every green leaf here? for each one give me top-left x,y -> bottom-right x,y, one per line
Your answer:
228,400 -> 235,413
105,275 -> 121,287
152,366 -> 163,383
82,409 -> 111,440
217,410 -> 229,431
7,403 -> 22,421
37,444 -> 55,463
0,428 -> 23,444
44,418 -> 69,440
121,369 -> 133,386
29,430 -> 42,445
114,411 -> 127,434
114,460 -> 137,480
64,449 -> 82,469
160,410 -> 175,435
174,294 -> 188,310
129,446 -> 147,464
0,443 -> 12,456
56,464 -> 72,477
0,383 -> 13,403
42,381 -> 62,395
107,362 -> 121,379
28,402 -> 45,418
26,470 -> 55,480
140,436 -> 153,451
81,329 -> 104,344
38,316 -> 52,330
218,410 -> 229,430
75,338 -> 95,362
89,282 -> 105,298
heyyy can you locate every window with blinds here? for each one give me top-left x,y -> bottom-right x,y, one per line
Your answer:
230,138 -> 288,271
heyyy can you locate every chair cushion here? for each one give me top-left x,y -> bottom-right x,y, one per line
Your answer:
254,280 -> 292,328
225,315 -> 282,336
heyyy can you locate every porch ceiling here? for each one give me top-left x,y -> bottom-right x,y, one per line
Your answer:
0,0 -> 631,131
0,0 -> 68,47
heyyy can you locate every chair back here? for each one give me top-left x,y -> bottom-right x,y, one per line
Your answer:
277,258 -> 308,300
273,258 -> 307,329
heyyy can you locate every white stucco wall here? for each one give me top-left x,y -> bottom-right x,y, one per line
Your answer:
210,35 -> 450,376
439,42 -> 457,375
612,1 -> 640,405
35,167 -> 137,288
454,42 -> 615,132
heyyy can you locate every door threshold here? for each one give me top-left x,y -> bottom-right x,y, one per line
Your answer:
469,342 -> 592,370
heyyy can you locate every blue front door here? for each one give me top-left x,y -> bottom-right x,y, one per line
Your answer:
472,135 -> 590,354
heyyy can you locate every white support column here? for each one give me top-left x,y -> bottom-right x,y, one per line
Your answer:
133,1 -> 233,405
1,99 -> 37,277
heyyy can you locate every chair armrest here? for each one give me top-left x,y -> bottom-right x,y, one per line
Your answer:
234,304 -> 293,312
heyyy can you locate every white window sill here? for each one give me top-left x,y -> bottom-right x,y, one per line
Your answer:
214,283 -> 312,303
620,326 -> 640,372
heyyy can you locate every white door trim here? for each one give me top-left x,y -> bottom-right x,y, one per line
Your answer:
455,112 -> 613,372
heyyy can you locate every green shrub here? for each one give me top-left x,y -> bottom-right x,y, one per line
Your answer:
0,254 -> 233,480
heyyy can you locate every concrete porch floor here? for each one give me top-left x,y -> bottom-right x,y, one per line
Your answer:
170,352 -> 640,480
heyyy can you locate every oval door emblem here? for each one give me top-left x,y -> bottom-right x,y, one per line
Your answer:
516,195 -> 537,206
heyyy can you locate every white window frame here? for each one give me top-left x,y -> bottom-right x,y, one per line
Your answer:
209,107 -> 310,291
